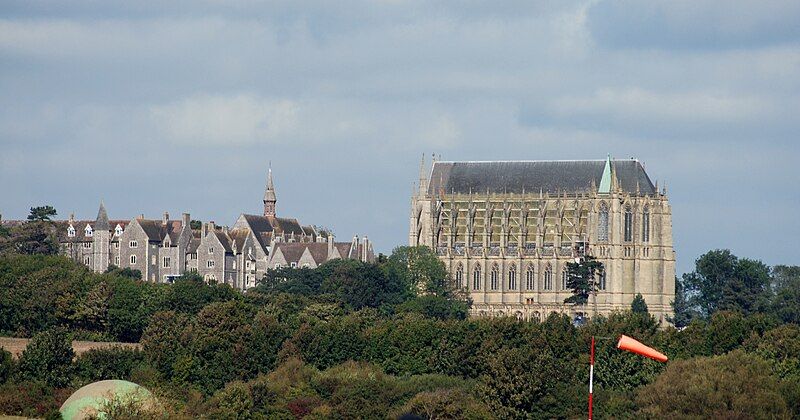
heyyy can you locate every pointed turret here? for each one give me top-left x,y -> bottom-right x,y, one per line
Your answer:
418,154 -> 428,196
264,165 -> 277,217
95,201 -> 110,231
598,154 -> 612,194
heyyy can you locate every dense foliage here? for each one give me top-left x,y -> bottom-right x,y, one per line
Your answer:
0,247 -> 798,418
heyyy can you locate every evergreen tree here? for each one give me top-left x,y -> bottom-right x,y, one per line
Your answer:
27,206 -> 57,222
564,255 -> 604,306
631,293 -> 649,314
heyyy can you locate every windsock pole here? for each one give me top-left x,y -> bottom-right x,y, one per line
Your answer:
588,336 -> 595,420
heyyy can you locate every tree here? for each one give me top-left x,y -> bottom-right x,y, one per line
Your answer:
479,344 -> 580,418
668,276 -> 695,327
564,255 -> 604,305
320,259 -> 406,310
16,328 -> 75,387
190,220 -> 202,230
27,206 -> 57,222
631,293 -> 648,314
772,265 -> 800,324
637,350 -> 790,418
1,221 -> 59,255
683,250 -> 772,317
384,246 -> 450,297
0,348 -> 12,385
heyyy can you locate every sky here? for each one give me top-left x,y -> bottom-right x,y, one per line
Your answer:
1,0 -> 798,275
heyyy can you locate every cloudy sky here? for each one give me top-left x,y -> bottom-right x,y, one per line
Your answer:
1,0 -> 798,274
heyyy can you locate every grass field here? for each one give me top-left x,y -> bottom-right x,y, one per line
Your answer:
0,337 -> 140,359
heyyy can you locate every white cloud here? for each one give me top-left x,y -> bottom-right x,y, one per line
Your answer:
150,94 -> 299,145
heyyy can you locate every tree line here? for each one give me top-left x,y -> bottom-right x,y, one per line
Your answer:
0,207 -> 799,418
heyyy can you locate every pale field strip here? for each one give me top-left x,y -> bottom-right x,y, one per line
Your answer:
0,337 -> 140,359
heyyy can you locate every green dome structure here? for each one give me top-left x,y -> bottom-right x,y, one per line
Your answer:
59,380 -> 154,420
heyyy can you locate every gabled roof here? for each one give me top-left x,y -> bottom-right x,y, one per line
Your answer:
272,242 -> 333,265
239,214 -> 275,233
272,217 -> 305,236
137,219 -> 184,242
212,231 -> 234,253
427,159 -> 656,196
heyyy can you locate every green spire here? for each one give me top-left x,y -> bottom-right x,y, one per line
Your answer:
598,154 -> 612,194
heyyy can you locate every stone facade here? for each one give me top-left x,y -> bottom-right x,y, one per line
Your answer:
410,156 -> 676,324
31,168 -> 375,290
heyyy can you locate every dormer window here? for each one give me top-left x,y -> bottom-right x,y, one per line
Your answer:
67,225 -> 76,237
114,225 -> 123,236
85,225 -> 93,237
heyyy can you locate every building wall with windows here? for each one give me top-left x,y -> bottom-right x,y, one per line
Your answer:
410,157 -> 676,324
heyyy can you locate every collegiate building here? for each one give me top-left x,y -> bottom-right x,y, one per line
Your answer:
410,156 -> 675,323
28,168 -> 374,290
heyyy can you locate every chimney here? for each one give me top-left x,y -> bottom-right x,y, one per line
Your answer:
69,213 -> 75,223
327,234 -> 334,259
209,221 -> 216,232
182,213 -> 191,228
163,211 -> 169,225
362,236 -> 369,261
137,214 -> 144,220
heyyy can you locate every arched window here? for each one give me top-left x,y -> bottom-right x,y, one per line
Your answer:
642,206 -> 650,243
473,264 -> 481,290
599,270 -> 607,291
130,255 -> 136,265
561,269 -> 569,290
526,265 -> 535,290
508,264 -> 517,290
543,264 -> 553,290
490,264 -> 499,290
624,206 -> 633,242
598,202 -> 609,242
455,264 -> 464,289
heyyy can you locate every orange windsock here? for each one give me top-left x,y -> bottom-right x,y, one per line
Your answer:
616,335 -> 668,362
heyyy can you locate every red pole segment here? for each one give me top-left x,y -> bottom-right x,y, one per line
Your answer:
589,336 -> 595,420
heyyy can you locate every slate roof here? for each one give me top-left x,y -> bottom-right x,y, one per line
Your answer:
187,238 -> 201,254
272,242 -> 337,265
228,229 -> 250,253
427,160 -> 656,196
95,204 -> 110,230
240,214 -> 274,233
138,219 -> 185,242
213,231 -> 235,253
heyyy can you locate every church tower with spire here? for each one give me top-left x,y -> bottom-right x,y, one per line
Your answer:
264,166 -> 277,218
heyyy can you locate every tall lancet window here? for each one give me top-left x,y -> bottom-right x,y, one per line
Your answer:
508,264 -> 517,290
543,264 -> 553,290
598,202 -> 609,242
473,264 -> 482,291
642,207 -> 650,243
624,206 -> 633,242
490,264 -> 499,290
561,269 -> 569,290
455,264 -> 464,289
526,265 -> 535,290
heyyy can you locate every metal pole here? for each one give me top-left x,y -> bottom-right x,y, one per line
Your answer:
589,335 -> 595,420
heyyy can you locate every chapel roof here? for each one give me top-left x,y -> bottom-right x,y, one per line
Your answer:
427,159 -> 656,196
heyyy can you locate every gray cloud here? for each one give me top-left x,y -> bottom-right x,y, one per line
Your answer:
0,0 -> 798,274
587,0 -> 800,50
